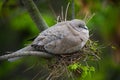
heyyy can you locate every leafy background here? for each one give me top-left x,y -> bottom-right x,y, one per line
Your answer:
0,0 -> 120,80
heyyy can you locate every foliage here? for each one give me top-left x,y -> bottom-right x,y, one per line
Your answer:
0,0 -> 120,80
68,63 -> 95,80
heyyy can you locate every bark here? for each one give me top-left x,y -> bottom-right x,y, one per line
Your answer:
22,0 -> 48,31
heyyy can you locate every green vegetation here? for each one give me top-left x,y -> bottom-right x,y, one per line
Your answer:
0,0 -> 120,80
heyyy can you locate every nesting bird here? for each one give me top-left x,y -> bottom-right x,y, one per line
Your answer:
8,19 -> 89,61
31,19 -> 89,54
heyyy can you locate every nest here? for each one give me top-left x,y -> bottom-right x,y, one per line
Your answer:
46,39 -> 101,80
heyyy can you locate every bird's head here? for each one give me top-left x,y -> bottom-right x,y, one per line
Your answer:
69,19 -> 89,33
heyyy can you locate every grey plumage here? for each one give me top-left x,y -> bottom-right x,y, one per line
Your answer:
31,19 -> 89,54
8,19 -> 89,61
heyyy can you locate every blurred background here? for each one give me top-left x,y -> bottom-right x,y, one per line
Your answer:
0,0 -> 120,80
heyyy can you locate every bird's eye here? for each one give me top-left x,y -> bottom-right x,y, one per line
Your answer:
78,24 -> 87,29
78,25 -> 81,27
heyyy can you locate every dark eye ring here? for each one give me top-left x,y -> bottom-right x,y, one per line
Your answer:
78,25 -> 81,27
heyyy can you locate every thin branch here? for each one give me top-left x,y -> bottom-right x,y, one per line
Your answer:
57,16 -> 60,23
0,45 -> 52,60
71,0 -> 75,19
86,13 -> 95,24
65,2 -> 70,21
22,0 -> 48,31
61,6 -> 64,21
0,51 -> 52,60
83,12 -> 89,22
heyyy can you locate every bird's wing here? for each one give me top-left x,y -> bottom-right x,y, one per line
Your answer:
31,24 -> 68,51
44,33 -> 83,54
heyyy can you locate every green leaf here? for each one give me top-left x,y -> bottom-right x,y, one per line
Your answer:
68,63 -> 81,71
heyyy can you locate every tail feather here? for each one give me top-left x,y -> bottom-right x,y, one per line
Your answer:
8,45 -> 34,62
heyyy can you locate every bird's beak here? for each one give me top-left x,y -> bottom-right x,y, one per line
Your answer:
81,26 -> 88,30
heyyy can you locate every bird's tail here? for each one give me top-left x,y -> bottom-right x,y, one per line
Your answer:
8,45 -> 34,62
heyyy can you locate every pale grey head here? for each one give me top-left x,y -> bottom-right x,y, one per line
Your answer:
68,19 -> 88,32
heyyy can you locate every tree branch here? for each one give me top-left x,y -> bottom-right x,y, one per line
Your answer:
22,0 -> 48,31
0,51 -> 52,60
0,46 -> 52,60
